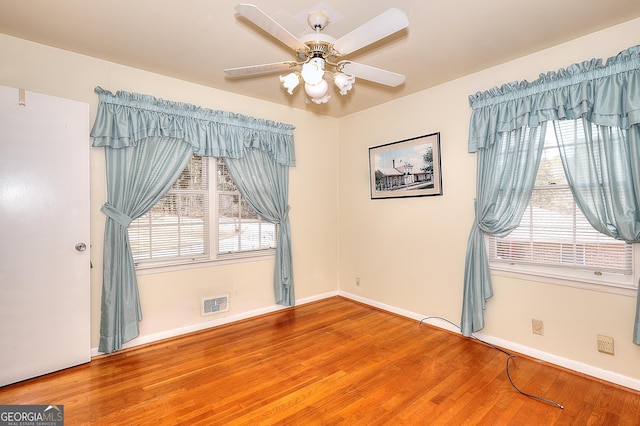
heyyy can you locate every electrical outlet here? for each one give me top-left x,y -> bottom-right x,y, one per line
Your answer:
597,335 -> 614,355
532,319 -> 544,335
355,276 -> 361,287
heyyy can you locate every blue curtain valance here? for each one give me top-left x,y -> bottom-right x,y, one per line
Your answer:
91,87 -> 296,166
468,45 -> 640,152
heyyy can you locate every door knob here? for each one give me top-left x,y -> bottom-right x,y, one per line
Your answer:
75,242 -> 87,252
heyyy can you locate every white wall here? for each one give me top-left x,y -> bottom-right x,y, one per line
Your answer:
0,34 -> 339,351
337,17 -> 640,386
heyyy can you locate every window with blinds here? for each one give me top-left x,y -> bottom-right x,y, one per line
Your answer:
128,155 -> 276,268
488,122 -> 635,289
129,155 -> 209,263
215,158 -> 277,255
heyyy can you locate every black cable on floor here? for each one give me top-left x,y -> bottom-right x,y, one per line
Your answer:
419,316 -> 564,409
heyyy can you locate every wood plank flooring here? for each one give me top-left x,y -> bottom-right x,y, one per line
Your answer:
1,296 -> 639,425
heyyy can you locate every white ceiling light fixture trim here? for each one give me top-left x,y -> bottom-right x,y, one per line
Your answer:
224,4 -> 408,105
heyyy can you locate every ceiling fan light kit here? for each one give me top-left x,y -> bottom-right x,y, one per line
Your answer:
334,72 -> 355,96
225,3 -> 409,105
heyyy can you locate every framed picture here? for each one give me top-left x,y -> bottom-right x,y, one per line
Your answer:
369,132 -> 442,199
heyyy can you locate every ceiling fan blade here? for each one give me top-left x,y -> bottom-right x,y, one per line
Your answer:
332,8 -> 409,56
235,4 -> 308,52
338,61 -> 405,87
224,61 -> 300,77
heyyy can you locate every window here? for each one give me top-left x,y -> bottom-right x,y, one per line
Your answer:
488,122 -> 637,291
128,155 -> 277,269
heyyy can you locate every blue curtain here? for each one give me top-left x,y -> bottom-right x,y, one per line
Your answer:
465,45 -> 640,339
91,87 -> 296,353
554,119 -> 640,344
462,127 -> 545,335
225,150 -> 294,305
98,138 -> 193,353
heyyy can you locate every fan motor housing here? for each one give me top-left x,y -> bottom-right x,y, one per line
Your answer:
307,42 -> 331,58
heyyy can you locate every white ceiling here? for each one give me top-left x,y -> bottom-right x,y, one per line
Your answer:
1,0 -> 639,117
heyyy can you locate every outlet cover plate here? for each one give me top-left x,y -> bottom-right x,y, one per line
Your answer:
532,319 -> 544,335
597,335 -> 614,355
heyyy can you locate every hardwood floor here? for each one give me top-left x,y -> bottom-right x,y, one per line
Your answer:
1,296 -> 639,425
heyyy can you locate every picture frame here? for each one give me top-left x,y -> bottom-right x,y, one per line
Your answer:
369,132 -> 442,199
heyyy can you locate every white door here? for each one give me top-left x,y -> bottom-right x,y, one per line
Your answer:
0,86 -> 91,386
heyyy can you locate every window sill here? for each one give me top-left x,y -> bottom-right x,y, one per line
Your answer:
134,251 -> 276,276
490,263 -> 637,298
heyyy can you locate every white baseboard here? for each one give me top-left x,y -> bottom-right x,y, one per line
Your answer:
339,291 -> 640,392
92,290 -> 640,392
91,291 -> 339,357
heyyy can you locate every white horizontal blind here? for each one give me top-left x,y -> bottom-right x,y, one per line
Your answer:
489,123 -> 632,277
129,155 -> 277,268
129,155 -> 209,264
216,158 -> 277,255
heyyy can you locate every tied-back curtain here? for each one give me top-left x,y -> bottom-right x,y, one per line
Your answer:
462,127 -> 545,335
225,150 -> 294,305
91,87 -> 296,353
554,121 -> 640,240
99,138 -> 193,353
554,119 -> 640,344
465,45 -> 640,340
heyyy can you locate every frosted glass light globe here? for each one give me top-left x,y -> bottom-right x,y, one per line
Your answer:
304,78 -> 329,99
301,58 -> 325,85
334,72 -> 355,95
280,73 -> 300,95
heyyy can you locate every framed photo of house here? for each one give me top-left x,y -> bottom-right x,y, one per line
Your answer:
369,132 -> 442,199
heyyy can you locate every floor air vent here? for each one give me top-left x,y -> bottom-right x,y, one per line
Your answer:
201,294 -> 229,316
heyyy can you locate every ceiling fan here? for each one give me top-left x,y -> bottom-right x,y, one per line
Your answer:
224,4 -> 409,104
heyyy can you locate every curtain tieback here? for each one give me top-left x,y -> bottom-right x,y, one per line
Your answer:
101,203 -> 134,228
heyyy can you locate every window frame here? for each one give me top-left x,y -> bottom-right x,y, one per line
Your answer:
487,123 -> 638,297
131,156 -> 277,274
488,237 -> 639,296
